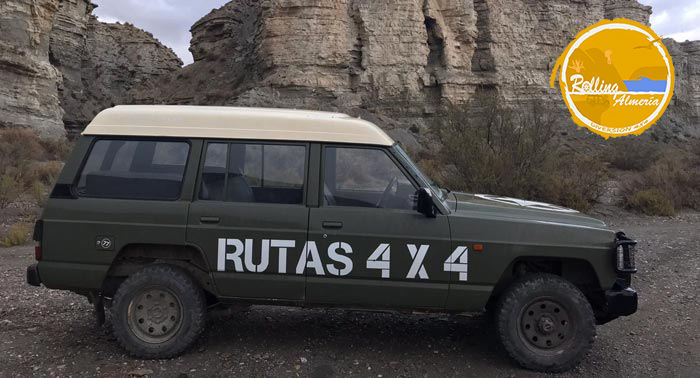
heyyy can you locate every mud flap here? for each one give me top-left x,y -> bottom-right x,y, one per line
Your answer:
89,292 -> 106,327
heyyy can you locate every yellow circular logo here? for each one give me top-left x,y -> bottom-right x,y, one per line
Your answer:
551,19 -> 674,138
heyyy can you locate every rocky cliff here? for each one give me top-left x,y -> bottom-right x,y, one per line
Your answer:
663,40 -> 700,132
136,0 -> 700,144
48,0 -> 91,133
50,0 -> 182,133
2,0 -> 698,141
0,0 -> 181,137
0,0 -> 64,138
134,0 -> 700,143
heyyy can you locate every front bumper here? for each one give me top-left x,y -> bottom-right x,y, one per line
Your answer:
606,285 -> 638,317
598,232 -> 638,321
27,264 -> 41,287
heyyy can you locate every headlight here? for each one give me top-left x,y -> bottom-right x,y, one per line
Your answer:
615,232 -> 637,273
616,245 -> 624,270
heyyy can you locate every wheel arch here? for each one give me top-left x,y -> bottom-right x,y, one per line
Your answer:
102,243 -> 217,299
488,256 -> 605,314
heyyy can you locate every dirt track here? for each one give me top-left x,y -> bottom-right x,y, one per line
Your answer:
1,212 -> 699,378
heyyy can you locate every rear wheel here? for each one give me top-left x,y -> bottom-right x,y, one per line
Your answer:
111,264 -> 206,358
495,274 -> 595,372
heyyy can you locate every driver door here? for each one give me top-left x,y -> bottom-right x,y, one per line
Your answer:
305,145 -> 451,309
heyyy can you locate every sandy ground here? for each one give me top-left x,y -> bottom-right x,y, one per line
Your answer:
1,212 -> 699,378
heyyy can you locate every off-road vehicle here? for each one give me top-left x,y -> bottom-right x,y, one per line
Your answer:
27,105 -> 638,372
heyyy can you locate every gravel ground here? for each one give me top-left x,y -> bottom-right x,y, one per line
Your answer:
1,212 -> 699,378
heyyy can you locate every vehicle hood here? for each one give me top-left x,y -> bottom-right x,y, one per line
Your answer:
447,192 -> 607,229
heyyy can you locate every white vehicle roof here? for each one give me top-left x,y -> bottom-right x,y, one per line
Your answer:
82,105 -> 394,146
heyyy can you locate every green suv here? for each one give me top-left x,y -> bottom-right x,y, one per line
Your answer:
26,105 -> 637,372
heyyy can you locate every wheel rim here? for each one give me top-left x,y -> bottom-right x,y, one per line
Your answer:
127,287 -> 183,344
518,298 -> 573,352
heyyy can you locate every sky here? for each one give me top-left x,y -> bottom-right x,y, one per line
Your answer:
92,0 -> 699,66
639,0 -> 700,42
92,0 -> 228,65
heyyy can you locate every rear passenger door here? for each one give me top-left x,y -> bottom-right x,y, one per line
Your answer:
186,141 -> 309,301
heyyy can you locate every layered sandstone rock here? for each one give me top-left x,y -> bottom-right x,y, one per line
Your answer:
2,0 -> 696,141
49,0 -> 93,132
0,0 -> 181,137
604,0 -> 652,24
69,18 -> 182,132
134,0 -> 259,105
471,0 -> 609,104
50,0 -> 182,133
662,39 -> 700,137
0,0 -> 64,138
139,0 -> 696,142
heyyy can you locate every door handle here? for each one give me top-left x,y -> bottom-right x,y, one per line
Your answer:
322,221 -> 343,229
200,216 -> 220,224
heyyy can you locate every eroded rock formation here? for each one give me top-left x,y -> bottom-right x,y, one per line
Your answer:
0,0 -> 64,138
663,40 -> 700,132
50,0 -> 182,133
137,0 -> 700,142
0,0 -> 181,137
605,0 -> 652,24
1,0 -> 698,141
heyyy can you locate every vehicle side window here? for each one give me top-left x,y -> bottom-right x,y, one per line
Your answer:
323,147 -> 417,210
76,139 -> 190,200
199,143 -> 227,201
199,142 -> 305,205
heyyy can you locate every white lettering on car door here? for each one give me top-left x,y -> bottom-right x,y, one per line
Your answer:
245,239 -> 269,273
217,238 -> 471,282
217,238 -> 245,272
443,246 -> 469,281
271,239 -> 295,274
326,242 -> 353,276
296,241 -> 325,275
407,244 -> 429,279
367,243 -> 391,278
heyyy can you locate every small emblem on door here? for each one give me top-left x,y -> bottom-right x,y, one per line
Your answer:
96,236 -> 114,251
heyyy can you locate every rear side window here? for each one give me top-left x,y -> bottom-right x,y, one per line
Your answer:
199,142 -> 306,204
76,139 -> 190,200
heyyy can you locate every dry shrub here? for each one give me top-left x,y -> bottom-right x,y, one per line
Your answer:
0,128 -> 68,209
0,128 -> 42,173
606,136 -> 660,171
30,180 -> 48,208
29,161 -> 64,187
624,189 -> 675,216
430,95 -> 606,211
536,155 -> 608,212
39,137 -> 73,161
0,174 -> 21,209
0,222 -> 33,247
621,150 -> 700,215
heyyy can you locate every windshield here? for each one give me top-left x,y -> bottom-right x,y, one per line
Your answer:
392,144 -> 447,201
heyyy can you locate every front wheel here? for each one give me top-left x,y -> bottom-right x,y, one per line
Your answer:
495,274 -> 596,372
111,264 -> 206,358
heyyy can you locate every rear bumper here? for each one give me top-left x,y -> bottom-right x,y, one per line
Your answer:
27,264 -> 41,287
25,261 -> 108,291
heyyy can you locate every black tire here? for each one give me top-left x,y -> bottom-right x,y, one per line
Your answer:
111,264 -> 206,359
495,274 -> 595,372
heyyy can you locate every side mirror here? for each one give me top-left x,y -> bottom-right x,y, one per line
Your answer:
417,187 -> 437,218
